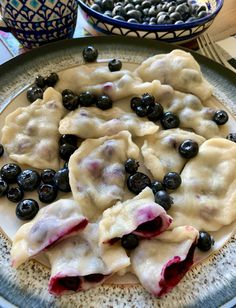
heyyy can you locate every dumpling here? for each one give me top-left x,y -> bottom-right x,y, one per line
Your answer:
69,131 -> 139,221
169,138 -> 236,231
134,49 -> 212,101
131,226 -> 199,296
47,223 -> 130,295
11,199 -> 88,268
141,128 -> 205,180
59,106 -> 159,138
1,88 -> 65,170
159,91 -> 229,139
99,187 -> 172,244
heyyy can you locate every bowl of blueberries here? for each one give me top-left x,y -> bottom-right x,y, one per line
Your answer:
78,0 -> 223,42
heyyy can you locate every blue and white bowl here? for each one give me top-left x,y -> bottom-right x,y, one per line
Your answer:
78,0 -> 223,43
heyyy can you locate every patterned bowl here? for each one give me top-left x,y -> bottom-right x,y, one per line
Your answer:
77,0 -> 223,43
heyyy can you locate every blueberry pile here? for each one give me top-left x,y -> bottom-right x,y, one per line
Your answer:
27,72 -> 59,103
89,0 -> 209,25
124,158 -> 182,211
130,93 -> 180,129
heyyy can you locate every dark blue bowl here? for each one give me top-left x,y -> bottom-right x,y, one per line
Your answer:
78,0 -> 224,42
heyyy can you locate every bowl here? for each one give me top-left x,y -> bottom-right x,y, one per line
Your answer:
77,0 -> 224,43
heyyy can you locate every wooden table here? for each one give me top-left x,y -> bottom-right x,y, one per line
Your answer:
208,0 -> 236,41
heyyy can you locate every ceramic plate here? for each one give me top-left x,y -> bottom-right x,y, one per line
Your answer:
0,36 -> 236,308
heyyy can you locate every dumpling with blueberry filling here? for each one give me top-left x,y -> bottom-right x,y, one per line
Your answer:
1,87 -> 66,170
169,138 -> 236,231
134,49 -> 212,101
11,199 -> 88,268
46,223 -> 130,295
141,128 -> 205,181
59,106 -> 159,138
69,131 -> 139,221
99,187 -> 172,245
131,226 -> 199,297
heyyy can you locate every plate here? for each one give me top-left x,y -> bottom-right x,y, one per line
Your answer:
0,36 -> 236,308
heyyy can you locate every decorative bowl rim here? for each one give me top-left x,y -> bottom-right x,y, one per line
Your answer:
77,0 -> 224,31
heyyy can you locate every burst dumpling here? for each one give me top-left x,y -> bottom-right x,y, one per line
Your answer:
1,88 -> 65,170
141,128 -> 205,180
11,199 -> 88,268
69,131 -> 139,221
47,223 -> 130,295
59,106 -> 159,138
99,187 -> 172,245
134,49 -> 212,101
169,138 -> 236,231
131,226 -> 198,296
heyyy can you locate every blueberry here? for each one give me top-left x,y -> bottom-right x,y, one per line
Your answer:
126,10 -> 142,22
54,168 -> 71,192
78,91 -> 96,107
197,231 -> 214,251
113,15 -> 126,21
59,134 -> 78,147
62,93 -> 79,111
127,172 -> 151,194
7,187 -> 24,203
121,234 -> 139,250
91,3 -> 102,12
27,86 -> 43,103
104,10 -> 112,17
1,163 -> 22,184
17,169 -> 41,191
163,172 -> 181,190
130,96 -> 142,111
197,11 -> 207,18
128,18 -> 139,23
44,72 -> 59,87
154,190 -> 173,211
141,93 -> 155,108
151,180 -> 165,194
213,110 -> 228,125
59,143 -> 77,161
226,133 -> 236,143
170,12 -> 181,21
175,20 -> 184,25
179,139 -> 199,159
161,112 -> 180,129
0,178 -> 8,197
108,59 -> 122,72
141,0 -> 152,9
135,106 -> 148,117
0,144 -> 4,157
112,5 -> 126,17
41,169 -> 56,185
38,184 -> 58,203
124,3 -> 135,12
157,14 -> 171,24
83,46 -> 98,62
62,89 -> 75,97
16,199 -> 39,220
125,158 -> 139,174
35,75 -> 45,88
96,95 -> 113,110
147,103 -> 164,121
101,0 -> 114,11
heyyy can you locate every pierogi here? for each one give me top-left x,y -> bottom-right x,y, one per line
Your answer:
47,223 -> 130,295
69,131 -> 139,221
59,106 -> 159,138
99,188 -> 172,244
11,199 -> 88,268
0,48 -> 235,300
1,88 -> 65,170
141,128 -> 206,180
168,138 -> 236,231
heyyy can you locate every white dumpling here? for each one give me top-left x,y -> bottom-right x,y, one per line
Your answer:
99,187 -> 172,245
1,88 -> 65,169
159,91 -> 229,139
69,131 -> 139,221
59,106 -> 159,138
131,226 -> 198,296
11,199 -> 88,268
141,128 -> 205,180
47,223 -> 130,295
169,138 -> 236,231
134,49 -> 212,101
